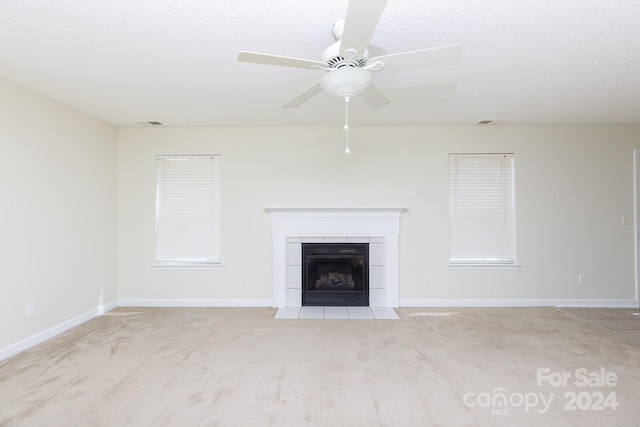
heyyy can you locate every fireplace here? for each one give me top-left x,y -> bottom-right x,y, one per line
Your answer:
302,243 -> 369,306
266,207 -> 405,308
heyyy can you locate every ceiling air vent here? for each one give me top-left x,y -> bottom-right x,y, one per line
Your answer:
136,121 -> 164,126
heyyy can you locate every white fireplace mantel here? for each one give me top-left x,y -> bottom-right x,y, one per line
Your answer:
266,207 -> 406,308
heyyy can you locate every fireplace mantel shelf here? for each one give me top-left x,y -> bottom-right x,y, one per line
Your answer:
266,206 -> 406,214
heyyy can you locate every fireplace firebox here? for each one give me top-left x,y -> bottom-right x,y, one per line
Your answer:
302,243 -> 369,306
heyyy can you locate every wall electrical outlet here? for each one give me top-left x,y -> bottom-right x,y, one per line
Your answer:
424,275 -> 431,285
242,276 -> 249,285
26,302 -> 36,317
578,274 -> 586,285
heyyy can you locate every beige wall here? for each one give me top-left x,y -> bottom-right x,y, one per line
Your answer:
0,78 -> 117,350
117,125 -> 640,304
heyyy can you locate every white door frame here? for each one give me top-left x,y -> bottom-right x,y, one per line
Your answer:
634,150 -> 640,307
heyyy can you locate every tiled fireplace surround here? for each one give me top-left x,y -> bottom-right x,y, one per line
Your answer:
266,207 -> 405,308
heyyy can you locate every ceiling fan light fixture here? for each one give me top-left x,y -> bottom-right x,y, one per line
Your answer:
320,67 -> 372,99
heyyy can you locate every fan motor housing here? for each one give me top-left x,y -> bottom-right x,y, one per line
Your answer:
322,41 -> 369,69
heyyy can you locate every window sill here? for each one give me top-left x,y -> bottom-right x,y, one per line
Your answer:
152,263 -> 224,271
448,263 -> 521,270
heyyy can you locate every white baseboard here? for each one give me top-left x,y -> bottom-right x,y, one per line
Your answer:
399,299 -> 639,308
117,298 -> 273,307
551,299 -> 639,308
0,300 -> 118,363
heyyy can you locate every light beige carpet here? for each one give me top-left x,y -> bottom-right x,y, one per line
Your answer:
1,307 -> 639,426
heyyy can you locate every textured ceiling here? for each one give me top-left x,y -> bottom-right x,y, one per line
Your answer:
1,0 -> 639,126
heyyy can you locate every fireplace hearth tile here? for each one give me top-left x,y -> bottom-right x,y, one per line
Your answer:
274,308 -> 301,319
324,306 -> 349,319
347,307 -> 375,320
371,307 -> 400,320
299,306 -> 324,319
274,307 -> 399,320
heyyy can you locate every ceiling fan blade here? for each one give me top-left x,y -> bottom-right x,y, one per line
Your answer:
367,44 -> 462,73
359,83 -> 391,110
283,83 -> 324,108
238,51 -> 327,70
340,0 -> 388,59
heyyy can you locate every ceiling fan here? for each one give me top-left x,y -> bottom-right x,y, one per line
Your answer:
237,0 -> 461,111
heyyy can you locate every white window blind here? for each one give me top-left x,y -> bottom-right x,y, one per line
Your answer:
448,153 -> 516,265
155,155 -> 221,267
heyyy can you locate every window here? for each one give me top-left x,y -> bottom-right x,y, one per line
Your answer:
154,155 -> 221,268
448,153 -> 516,266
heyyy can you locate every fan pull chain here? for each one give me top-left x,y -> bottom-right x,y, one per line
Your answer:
343,96 -> 350,154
